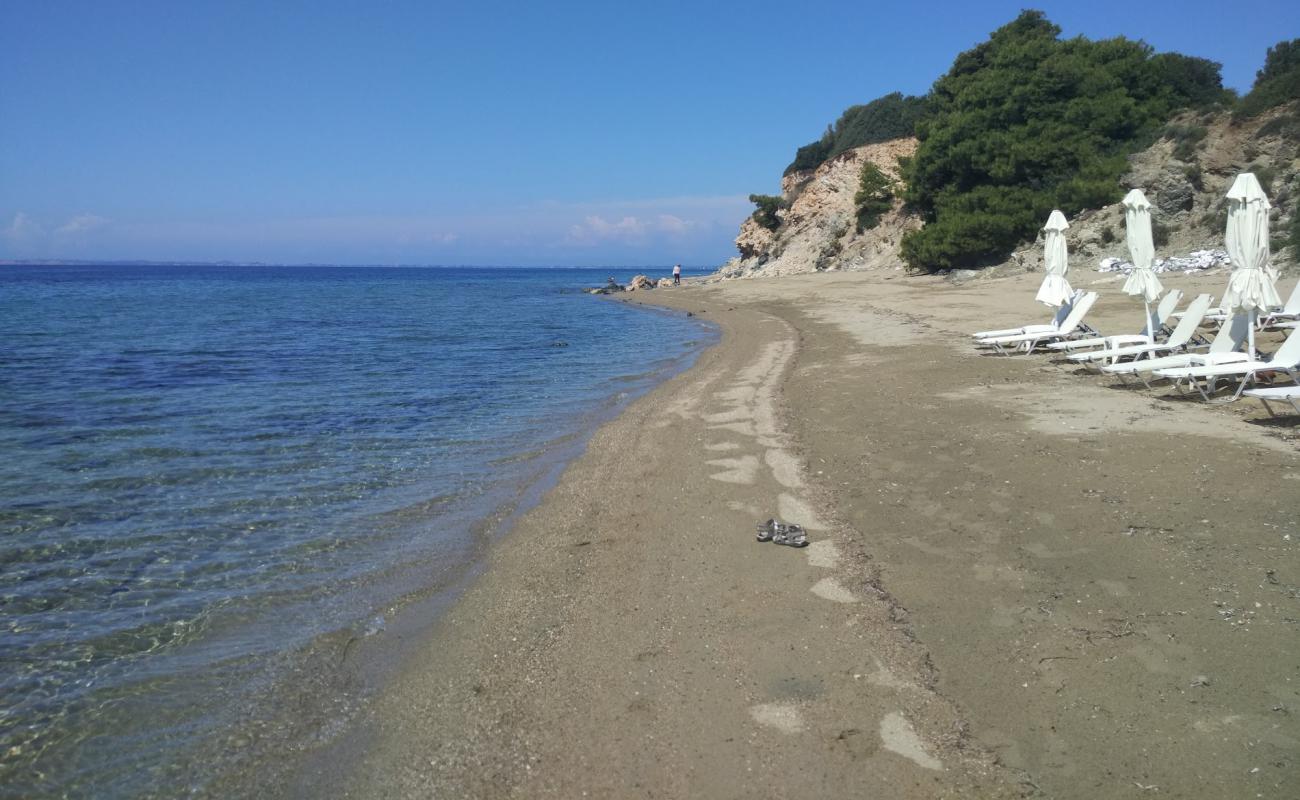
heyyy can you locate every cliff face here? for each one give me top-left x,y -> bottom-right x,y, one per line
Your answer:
718,138 -> 919,278
718,103 -> 1299,279
997,104 -> 1299,276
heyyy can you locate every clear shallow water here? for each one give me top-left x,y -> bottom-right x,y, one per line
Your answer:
0,264 -> 712,797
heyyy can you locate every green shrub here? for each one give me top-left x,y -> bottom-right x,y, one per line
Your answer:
854,162 -> 895,232
786,93 -> 927,175
816,227 -> 847,270
1288,212 -> 1300,257
1100,225 -> 1116,244
748,194 -> 787,232
1198,201 -> 1229,235
1184,164 -> 1204,190
1152,220 -> 1172,248
1235,39 -> 1300,119
1255,112 -> 1300,139
899,11 -> 1225,271
1163,124 -> 1208,161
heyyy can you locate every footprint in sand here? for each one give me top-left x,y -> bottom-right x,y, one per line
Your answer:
879,712 -> 943,770
765,449 -> 804,489
704,408 -> 752,424
707,455 -> 759,484
713,386 -> 755,403
726,500 -> 760,516
705,441 -> 742,451
777,493 -> 825,530
804,539 -> 841,569
749,702 -> 805,734
709,421 -> 756,437
810,577 -> 857,604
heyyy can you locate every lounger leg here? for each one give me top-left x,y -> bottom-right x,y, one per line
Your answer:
1229,374 -> 1254,402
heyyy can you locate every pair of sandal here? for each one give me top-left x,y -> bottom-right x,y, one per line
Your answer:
755,518 -> 808,548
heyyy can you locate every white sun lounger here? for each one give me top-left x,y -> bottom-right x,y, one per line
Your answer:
1100,313 -> 1251,388
972,291 -> 1082,339
1261,281 -> 1300,329
1243,385 -> 1300,415
1187,282 -> 1299,329
1067,294 -> 1212,366
976,292 -> 1099,355
1153,325 -> 1300,402
1045,290 -> 1184,353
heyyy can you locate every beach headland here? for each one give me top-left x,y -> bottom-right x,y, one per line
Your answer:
308,268 -> 1298,799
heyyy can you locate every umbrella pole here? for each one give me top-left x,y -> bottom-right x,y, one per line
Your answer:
1144,300 -> 1153,339
1248,310 -> 1256,360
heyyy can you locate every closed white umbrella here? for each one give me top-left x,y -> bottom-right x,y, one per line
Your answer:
1035,210 -> 1072,308
1121,189 -> 1164,338
1223,173 -> 1280,359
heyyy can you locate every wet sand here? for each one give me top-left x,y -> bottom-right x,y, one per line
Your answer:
304,268 -> 1298,798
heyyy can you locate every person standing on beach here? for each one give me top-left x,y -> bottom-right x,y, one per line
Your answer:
672,264 -> 682,285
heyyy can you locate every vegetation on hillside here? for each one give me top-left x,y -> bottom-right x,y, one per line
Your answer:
785,93 -> 927,175
853,163 -> 894,232
1236,39 -> 1300,119
748,194 -> 786,232
899,11 -> 1228,271
748,13 -> 1300,272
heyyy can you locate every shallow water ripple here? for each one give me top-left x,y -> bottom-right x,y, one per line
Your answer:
0,264 -> 709,797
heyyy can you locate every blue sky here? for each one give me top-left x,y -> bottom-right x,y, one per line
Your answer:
2,1 -> 1295,266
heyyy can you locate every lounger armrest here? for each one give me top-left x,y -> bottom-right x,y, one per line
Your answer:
973,324 -> 1061,339
1105,334 -> 1152,348
1189,352 -> 1252,366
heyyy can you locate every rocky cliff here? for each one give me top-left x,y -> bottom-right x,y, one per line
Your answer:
718,138 -> 919,278
718,103 -> 1299,280
996,104 -> 1299,278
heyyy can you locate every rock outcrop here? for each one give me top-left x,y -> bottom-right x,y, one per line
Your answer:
995,104 -> 1298,277
715,102 -> 1299,280
718,138 -> 919,279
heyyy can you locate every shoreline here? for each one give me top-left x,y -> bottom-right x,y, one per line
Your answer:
190,292 -> 719,799
298,268 -> 1295,798
303,277 -> 1021,798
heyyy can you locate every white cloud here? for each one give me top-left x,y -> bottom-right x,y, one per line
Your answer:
2,212 -> 44,242
655,214 -> 692,234
55,213 -> 108,235
566,215 -> 647,245
563,210 -> 707,247
0,193 -> 753,265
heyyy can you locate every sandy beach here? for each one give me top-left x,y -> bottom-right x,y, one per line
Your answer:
300,267 -> 1297,799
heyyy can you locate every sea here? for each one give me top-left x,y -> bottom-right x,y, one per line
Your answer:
0,263 -> 715,798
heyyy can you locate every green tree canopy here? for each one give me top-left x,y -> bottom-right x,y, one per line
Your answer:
1236,39 -> 1300,119
748,194 -> 786,232
854,162 -> 895,232
899,10 -> 1226,271
785,93 -> 927,175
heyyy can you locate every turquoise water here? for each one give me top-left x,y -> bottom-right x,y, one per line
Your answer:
0,264 -> 712,797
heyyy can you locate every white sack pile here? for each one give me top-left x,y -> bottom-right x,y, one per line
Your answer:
1098,249 -> 1232,275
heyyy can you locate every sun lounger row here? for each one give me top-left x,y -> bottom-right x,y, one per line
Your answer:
1170,280 -> 1300,330
971,287 -> 1300,410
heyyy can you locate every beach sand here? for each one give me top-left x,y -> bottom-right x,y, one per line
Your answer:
301,268 -> 1298,798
